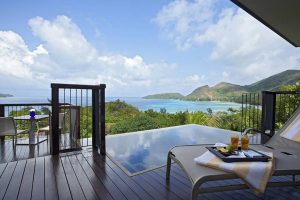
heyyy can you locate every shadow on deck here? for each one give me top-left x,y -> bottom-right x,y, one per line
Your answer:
0,149 -> 300,200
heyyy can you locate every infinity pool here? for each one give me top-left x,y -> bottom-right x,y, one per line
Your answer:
106,124 -> 240,175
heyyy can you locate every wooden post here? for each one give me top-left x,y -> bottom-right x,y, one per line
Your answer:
0,105 -> 4,117
0,105 -> 5,140
100,84 -> 106,155
261,91 -> 276,144
51,84 -> 60,155
92,88 -> 100,149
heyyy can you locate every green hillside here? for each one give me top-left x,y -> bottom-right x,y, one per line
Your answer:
185,82 -> 247,102
246,69 -> 300,92
143,93 -> 184,99
143,69 -> 300,102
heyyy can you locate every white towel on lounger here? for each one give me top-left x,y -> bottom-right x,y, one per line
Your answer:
194,150 -> 274,194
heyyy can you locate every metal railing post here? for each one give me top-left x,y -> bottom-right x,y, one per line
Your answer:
261,91 -> 276,144
51,84 -> 60,155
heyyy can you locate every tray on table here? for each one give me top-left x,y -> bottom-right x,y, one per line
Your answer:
206,146 -> 271,162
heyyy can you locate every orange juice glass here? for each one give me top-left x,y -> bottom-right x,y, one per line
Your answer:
241,135 -> 249,150
231,134 -> 239,151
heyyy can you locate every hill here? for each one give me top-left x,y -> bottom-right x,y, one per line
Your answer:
185,82 -> 247,102
246,69 -> 300,92
143,93 -> 184,99
0,93 -> 13,98
143,69 -> 300,102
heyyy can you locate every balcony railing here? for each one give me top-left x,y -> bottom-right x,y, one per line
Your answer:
241,91 -> 300,143
0,83 -> 106,156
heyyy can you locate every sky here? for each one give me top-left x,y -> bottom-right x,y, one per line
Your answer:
0,0 -> 300,97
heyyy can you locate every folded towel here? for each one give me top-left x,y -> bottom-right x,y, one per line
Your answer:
194,151 -> 274,194
280,114 -> 300,142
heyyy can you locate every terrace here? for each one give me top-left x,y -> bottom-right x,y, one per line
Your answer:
0,86 -> 300,200
1,0 -> 300,199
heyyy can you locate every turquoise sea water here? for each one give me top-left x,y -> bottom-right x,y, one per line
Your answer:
0,96 -> 241,113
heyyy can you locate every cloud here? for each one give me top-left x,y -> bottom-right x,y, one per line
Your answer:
222,71 -> 229,78
0,31 -> 33,79
194,8 -> 300,80
153,0 -> 216,50
154,0 -> 300,83
29,16 -> 98,66
0,15 -> 177,96
185,74 -> 205,83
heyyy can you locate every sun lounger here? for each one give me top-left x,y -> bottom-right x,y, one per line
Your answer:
166,107 -> 300,199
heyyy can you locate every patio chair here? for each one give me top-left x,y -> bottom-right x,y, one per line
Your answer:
0,117 -> 27,147
37,112 -> 65,139
166,106 -> 300,200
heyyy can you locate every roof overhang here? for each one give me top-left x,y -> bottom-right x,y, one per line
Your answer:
231,0 -> 300,47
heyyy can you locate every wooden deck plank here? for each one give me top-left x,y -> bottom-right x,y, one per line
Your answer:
3,160 -> 26,200
17,145 -> 27,160
0,163 -> 7,177
153,168 -> 191,194
104,157 -> 154,200
60,155 -> 86,200
0,149 -> 299,200
0,139 -> 50,164
138,171 -> 182,200
0,161 -> 17,199
157,166 -> 191,187
148,170 -> 189,200
132,173 -> 167,200
68,155 -> 98,200
52,156 -> 72,200
90,155 -> 141,200
1,141 -> 13,163
32,157 -> 45,200
44,156 -> 59,200
84,155 -> 127,200
75,154 -> 114,200
0,139 -> 7,163
17,158 -> 35,200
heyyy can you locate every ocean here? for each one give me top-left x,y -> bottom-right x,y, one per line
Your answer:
0,96 -> 241,113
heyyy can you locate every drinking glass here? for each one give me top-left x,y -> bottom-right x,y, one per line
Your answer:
231,134 -> 239,151
241,135 -> 249,150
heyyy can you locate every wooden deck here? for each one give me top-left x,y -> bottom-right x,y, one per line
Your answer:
0,139 -> 50,163
0,147 -> 299,200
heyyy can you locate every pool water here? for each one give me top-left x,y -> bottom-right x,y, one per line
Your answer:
106,124 -> 239,175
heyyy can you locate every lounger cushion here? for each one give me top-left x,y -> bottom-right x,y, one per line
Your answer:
170,144 -> 300,185
280,113 -> 300,142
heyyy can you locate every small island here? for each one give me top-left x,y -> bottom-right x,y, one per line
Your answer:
0,93 -> 13,98
143,93 -> 184,100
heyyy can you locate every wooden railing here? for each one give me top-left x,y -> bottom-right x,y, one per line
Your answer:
51,83 -> 106,155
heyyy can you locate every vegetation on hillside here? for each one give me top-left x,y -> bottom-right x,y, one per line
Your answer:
275,81 -> 300,129
143,93 -> 184,99
143,70 -> 300,103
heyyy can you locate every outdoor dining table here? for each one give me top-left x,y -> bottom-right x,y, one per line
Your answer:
14,114 -> 49,145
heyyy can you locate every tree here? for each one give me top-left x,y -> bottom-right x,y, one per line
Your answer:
276,81 -> 300,129
206,108 -> 213,116
111,115 -> 159,134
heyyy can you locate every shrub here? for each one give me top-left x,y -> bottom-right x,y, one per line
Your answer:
111,115 -> 160,134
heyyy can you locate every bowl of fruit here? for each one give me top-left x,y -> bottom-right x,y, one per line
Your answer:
217,145 -> 238,156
